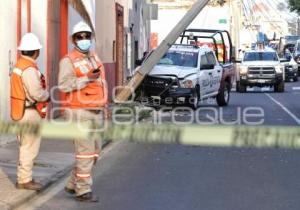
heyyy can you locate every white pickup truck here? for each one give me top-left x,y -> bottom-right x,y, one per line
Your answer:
139,44 -> 235,109
236,47 -> 286,92
137,29 -> 235,109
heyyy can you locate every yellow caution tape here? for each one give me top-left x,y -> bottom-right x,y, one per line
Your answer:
0,121 -> 300,149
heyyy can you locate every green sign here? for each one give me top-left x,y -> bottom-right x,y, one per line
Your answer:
219,19 -> 227,24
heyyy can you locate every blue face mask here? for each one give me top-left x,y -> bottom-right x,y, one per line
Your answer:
76,39 -> 92,52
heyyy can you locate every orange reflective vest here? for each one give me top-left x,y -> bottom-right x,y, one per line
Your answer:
10,57 -> 47,121
64,49 -> 107,109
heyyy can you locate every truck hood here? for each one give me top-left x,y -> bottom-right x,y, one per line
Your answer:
148,65 -> 198,79
242,61 -> 280,66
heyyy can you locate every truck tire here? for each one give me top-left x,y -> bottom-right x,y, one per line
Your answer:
217,82 -> 230,106
237,82 -> 247,93
236,81 -> 240,92
274,81 -> 285,92
294,76 -> 298,82
186,88 -> 199,110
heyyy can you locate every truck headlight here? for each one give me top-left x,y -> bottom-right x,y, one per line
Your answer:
296,57 -> 300,64
181,80 -> 194,88
275,66 -> 283,74
293,64 -> 298,70
239,66 -> 248,74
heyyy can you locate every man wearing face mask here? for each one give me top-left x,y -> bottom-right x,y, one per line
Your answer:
58,21 -> 108,202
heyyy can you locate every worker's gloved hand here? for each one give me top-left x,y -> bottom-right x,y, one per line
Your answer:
87,69 -> 100,81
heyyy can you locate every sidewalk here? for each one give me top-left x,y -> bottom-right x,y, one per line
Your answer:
0,138 -> 75,210
0,105 -> 152,209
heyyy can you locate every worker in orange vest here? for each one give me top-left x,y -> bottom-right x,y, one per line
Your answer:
58,21 -> 108,202
11,33 -> 49,191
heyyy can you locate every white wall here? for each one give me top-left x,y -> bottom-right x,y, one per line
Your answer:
95,1 -> 115,63
31,0 -> 47,75
151,5 -> 230,45
0,0 -> 49,119
0,0 -> 17,121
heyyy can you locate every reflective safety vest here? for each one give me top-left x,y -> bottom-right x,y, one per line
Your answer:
64,49 -> 107,109
10,56 -> 47,121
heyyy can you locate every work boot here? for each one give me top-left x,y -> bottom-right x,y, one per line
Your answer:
64,187 -> 76,195
76,192 -> 99,202
16,180 -> 42,191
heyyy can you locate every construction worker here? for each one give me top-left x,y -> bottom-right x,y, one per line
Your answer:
58,21 -> 108,202
11,33 -> 49,191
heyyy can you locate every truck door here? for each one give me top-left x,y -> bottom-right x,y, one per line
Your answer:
199,53 -> 213,97
206,51 -> 222,93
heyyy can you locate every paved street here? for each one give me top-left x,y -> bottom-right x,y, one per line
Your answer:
17,80 -> 300,210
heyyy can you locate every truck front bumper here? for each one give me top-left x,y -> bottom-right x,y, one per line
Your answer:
143,86 -> 194,99
239,74 -> 283,87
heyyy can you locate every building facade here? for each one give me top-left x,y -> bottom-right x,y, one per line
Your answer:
95,0 -> 156,96
0,0 -> 154,127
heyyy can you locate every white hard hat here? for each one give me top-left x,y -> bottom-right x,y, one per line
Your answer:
18,33 -> 42,51
72,21 -> 92,36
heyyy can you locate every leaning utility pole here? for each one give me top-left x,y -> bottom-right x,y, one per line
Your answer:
115,0 -> 211,102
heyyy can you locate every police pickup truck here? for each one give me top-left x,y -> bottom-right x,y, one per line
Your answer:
139,29 -> 235,109
236,47 -> 286,92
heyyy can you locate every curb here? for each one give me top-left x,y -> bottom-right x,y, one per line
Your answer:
8,163 -> 74,210
10,141 -> 112,210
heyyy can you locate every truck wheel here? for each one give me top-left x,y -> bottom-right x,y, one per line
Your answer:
274,81 -> 285,92
236,81 -> 240,92
186,89 -> 199,110
237,82 -> 247,93
217,82 -> 230,106
294,76 -> 298,82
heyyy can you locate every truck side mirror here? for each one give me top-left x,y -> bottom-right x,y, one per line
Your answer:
280,59 -> 289,63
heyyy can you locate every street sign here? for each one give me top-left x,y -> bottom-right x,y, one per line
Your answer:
219,19 -> 227,24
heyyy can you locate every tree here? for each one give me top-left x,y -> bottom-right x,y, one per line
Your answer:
288,0 -> 300,15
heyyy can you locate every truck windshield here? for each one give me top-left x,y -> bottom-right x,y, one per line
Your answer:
243,52 -> 278,62
285,36 -> 300,42
158,51 -> 198,68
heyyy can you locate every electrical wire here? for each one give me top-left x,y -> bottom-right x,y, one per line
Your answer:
248,0 -> 284,34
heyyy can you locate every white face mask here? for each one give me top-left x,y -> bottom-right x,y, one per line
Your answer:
76,39 -> 92,52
